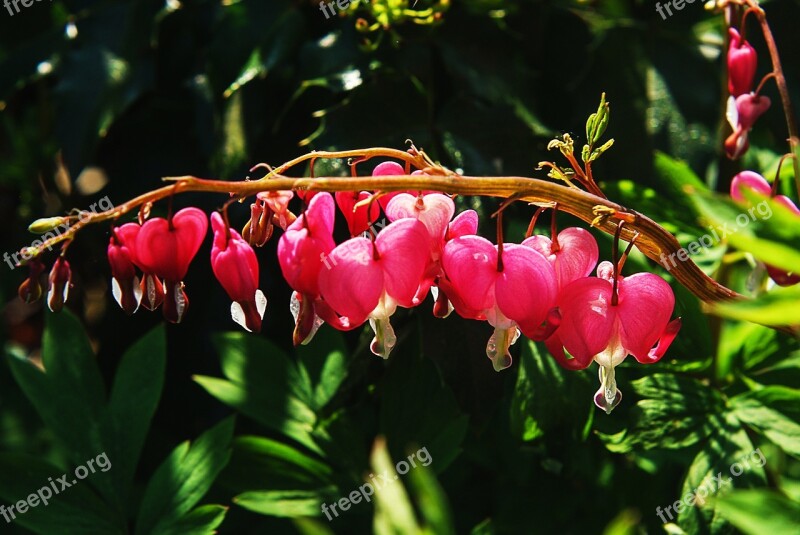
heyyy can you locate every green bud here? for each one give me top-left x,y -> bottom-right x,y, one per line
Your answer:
588,138 -> 615,161
28,217 -> 69,234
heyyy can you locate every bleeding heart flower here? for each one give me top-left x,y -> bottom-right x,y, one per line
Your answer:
441,235 -> 558,370
336,191 -> 381,236
546,261 -> 681,413
318,218 -> 430,358
108,225 -> 143,314
385,192 -> 456,304
210,212 -> 267,332
728,28 -> 757,97
523,227 -> 599,290
46,257 -> 72,312
114,222 -> 165,311
135,207 -> 208,323
278,192 -> 338,345
725,93 -> 771,159
730,171 -> 800,285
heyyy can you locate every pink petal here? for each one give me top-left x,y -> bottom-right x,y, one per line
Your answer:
556,277 -> 616,366
318,237 -> 383,325
442,236 -> 498,313
730,171 -> 771,203
336,191 -> 380,236
137,208 -> 207,282
616,272 -> 675,361
494,244 -> 557,337
447,210 -> 478,240
376,219 -> 430,307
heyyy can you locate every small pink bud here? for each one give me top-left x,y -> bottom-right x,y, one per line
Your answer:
46,257 -> 72,312
728,28 -> 757,97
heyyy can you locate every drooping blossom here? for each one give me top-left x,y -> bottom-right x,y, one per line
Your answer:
522,227 -> 599,290
546,262 -> 681,413
318,218 -> 430,358
385,191 -> 456,303
336,190 -> 381,236
257,190 -> 295,230
108,225 -> 143,314
728,28 -> 757,97
725,93 -> 771,159
441,236 -> 558,371
730,171 -> 800,285
46,257 -> 72,312
133,207 -> 208,323
210,212 -> 267,332
278,192 -> 337,344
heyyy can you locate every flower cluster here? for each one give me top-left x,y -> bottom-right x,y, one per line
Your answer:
275,161 -> 681,413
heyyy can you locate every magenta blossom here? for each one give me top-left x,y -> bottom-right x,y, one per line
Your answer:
725,93 -> 771,159
318,218 -> 430,358
336,191 -> 381,236
278,192 -> 337,344
385,191 -> 457,304
112,222 -> 164,312
134,207 -> 208,323
210,212 -> 267,332
546,262 -> 681,413
523,227 -> 599,290
108,226 -> 142,315
730,171 -> 800,286
441,236 -> 558,371
728,28 -> 757,97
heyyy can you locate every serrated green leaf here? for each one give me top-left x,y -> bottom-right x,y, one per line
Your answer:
731,387 -> 800,457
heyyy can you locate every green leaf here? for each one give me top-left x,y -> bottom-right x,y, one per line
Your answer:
0,453 -> 125,534
731,386 -> 800,457
711,284 -> 800,326
602,374 -> 726,452
135,416 -> 235,535
677,416 -> 766,534
222,435 -> 333,491
296,325 -> 349,411
379,347 -> 468,472
234,490 -> 325,518
509,340 -> 592,442
715,490 -> 800,535
151,505 -> 228,535
102,325 -> 166,506
6,310 -> 117,507
195,333 -> 319,453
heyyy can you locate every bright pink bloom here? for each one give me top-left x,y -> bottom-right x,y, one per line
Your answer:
728,28 -> 757,97
336,191 -> 381,236
278,192 -> 336,298
546,262 -> 681,413
318,218 -> 430,358
46,257 -> 72,312
726,93 -> 771,159
385,192 -> 456,303
730,171 -> 800,285
135,207 -> 208,323
210,212 -> 267,332
523,227 -> 599,290
108,225 -> 143,314
373,161 -> 406,211
442,236 -> 558,370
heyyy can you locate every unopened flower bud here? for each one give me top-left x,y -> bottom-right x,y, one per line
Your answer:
47,257 -> 72,312
28,216 -> 69,234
